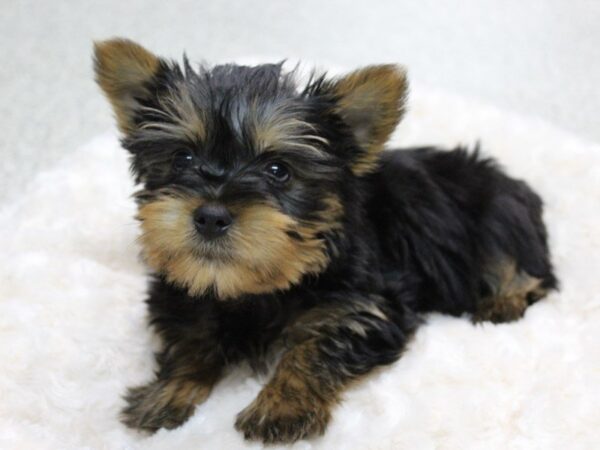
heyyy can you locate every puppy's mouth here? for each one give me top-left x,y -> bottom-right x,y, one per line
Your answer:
189,238 -> 236,263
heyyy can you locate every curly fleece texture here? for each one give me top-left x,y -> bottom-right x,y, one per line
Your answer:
1,84 -> 598,450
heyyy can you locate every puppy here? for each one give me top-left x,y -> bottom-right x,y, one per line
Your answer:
94,38 -> 557,443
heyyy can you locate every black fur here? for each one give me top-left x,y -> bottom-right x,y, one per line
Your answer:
94,39 -> 557,443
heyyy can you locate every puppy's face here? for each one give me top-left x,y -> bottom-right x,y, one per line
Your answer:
94,39 -> 407,299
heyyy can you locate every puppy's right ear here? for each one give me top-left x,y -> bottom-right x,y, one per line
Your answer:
94,38 -> 165,134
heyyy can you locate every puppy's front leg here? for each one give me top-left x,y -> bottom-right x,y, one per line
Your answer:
235,295 -> 416,443
121,342 -> 224,432
121,281 -> 225,432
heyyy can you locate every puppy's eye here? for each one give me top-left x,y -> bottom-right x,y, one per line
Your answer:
172,150 -> 194,172
265,162 -> 290,182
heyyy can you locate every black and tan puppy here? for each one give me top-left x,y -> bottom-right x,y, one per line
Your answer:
94,38 -> 557,443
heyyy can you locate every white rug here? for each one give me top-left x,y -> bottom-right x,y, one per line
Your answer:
1,85 -> 598,450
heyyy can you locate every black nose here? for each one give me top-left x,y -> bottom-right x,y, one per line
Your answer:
193,204 -> 233,239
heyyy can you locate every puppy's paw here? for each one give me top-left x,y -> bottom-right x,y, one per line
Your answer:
121,379 -> 209,432
235,388 -> 330,443
473,294 -> 528,324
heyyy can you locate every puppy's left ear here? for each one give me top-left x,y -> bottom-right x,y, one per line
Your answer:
326,65 -> 408,175
94,38 -> 165,134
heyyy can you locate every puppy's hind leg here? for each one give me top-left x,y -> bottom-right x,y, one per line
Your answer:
473,258 -> 550,323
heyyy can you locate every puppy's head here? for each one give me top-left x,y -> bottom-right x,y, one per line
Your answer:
94,38 -> 408,299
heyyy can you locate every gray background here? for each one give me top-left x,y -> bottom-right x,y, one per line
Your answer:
1,0 -> 598,203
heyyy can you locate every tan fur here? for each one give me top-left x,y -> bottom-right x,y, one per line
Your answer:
287,295 -> 388,343
138,82 -> 207,143
250,101 -> 329,154
235,340 -> 333,442
121,378 -> 213,431
157,379 -> 211,411
333,65 -> 408,175
94,39 -> 161,133
235,297 -> 393,442
137,193 -> 343,299
318,194 -> 344,225
475,258 -> 547,323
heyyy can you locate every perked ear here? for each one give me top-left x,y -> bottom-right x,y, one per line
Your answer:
331,65 -> 408,175
93,38 -> 163,134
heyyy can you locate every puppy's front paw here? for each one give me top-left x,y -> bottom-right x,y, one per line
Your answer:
121,379 -> 210,432
235,387 -> 330,443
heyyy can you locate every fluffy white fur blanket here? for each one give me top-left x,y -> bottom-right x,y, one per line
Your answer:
1,85 -> 598,450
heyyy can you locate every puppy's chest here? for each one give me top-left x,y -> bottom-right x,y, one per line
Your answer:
213,294 -> 309,364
